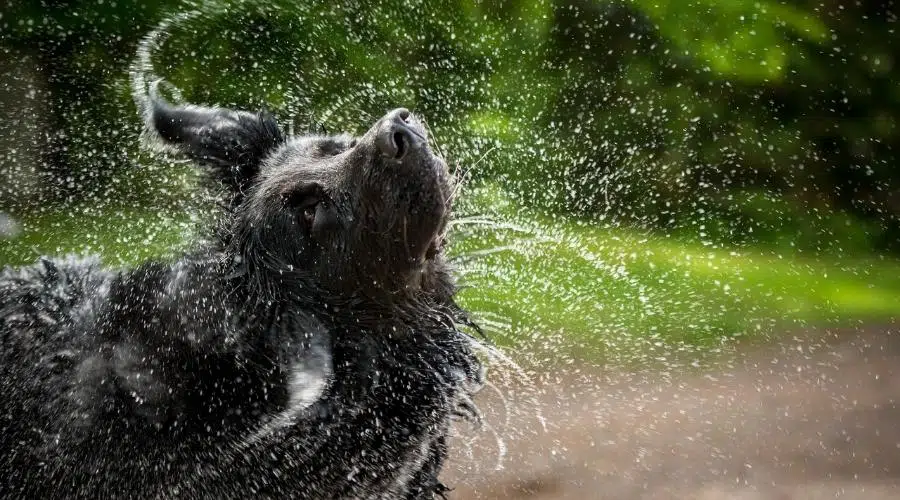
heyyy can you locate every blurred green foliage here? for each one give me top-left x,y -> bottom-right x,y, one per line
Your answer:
452,183 -> 900,360
635,0 -> 828,81
0,0 -> 898,254
2,184 -> 898,362
1,0 -> 898,356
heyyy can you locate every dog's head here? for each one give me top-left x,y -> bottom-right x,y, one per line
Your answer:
147,85 -> 455,303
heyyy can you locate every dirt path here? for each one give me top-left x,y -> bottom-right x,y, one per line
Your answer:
441,325 -> 900,499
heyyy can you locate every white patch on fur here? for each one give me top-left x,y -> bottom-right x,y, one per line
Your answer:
286,360 -> 330,412
240,341 -> 333,448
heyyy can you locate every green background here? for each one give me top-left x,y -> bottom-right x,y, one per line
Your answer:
1,0 -> 898,362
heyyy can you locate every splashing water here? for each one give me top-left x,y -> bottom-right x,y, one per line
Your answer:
2,1 -> 900,498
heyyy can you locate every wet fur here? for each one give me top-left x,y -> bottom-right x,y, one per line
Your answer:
0,88 -> 483,498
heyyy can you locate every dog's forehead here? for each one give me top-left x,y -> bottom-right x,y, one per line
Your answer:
261,133 -> 357,174
284,134 -> 356,158
258,133 -> 360,188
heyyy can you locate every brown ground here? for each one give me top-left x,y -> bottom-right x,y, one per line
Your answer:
441,325 -> 900,499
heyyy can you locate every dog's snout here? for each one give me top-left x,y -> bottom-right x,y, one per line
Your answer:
375,108 -> 426,161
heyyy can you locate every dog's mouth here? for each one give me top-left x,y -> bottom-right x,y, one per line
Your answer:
401,201 -> 448,267
383,148 -> 450,267
413,168 -> 452,263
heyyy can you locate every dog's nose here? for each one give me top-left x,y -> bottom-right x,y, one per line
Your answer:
375,108 -> 426,161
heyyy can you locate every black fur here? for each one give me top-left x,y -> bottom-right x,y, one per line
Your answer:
0,89 -> 483,499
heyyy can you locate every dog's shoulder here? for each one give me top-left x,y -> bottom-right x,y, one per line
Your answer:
0,255 -> 113,341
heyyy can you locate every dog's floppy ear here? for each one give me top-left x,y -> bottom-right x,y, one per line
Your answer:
147,82 -> 284,192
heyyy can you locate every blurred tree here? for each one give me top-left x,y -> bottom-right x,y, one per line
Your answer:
0,0 -> 178,205
0,0 -> 896,252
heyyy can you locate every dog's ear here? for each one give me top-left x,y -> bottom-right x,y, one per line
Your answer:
147,82 -> 284,192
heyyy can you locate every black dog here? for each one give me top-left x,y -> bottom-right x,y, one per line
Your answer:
0,82 -> 484,498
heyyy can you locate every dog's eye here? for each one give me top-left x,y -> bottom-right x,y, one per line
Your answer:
302,204 -> 317,225
295,197 -> 324,229
282,183 -> 323,226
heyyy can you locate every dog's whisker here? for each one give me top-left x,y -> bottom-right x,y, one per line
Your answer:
445,146 -> 495,205
421,117 -> 447,162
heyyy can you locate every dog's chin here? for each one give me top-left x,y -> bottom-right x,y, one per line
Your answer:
405,198 -> 449,267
